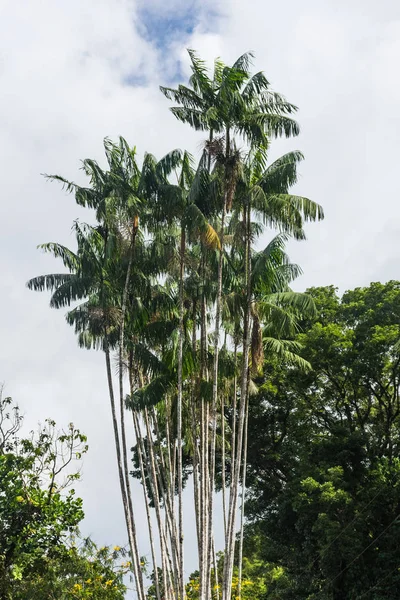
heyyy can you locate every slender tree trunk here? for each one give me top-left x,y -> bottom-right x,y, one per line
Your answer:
191,300 -> 202,555
152,408 -> 181,583
132,409 -> 161,600
165,396 -> 176,527
208,197 -> 226,563
104,336 -> 144,600
129,354 -> 160,600
237,391 -> 249,600
230,341 -> 238,491
213,535 -> 220,600
199,251 -> 210,600
143,407 -> 177,600
221,393 -> 227,538
207,127 -> 230,598
223,200 -> 252,600
117,220 -> 145,599
177,227 -> 185,600
199,391 -> 207,600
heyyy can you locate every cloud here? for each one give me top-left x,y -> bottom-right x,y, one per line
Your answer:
1,0 -> 400,585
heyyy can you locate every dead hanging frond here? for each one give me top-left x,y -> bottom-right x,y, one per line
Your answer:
250,308 -> 264,377
202,222 -> 221,250
225,149 -> 242,212
206,136 -> 225,162
205,136 -> 243,211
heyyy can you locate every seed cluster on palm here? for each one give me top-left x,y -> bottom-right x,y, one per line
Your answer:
27,50 -> 323,600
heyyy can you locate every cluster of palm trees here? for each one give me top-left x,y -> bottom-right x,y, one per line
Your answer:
27,51 -> 323,600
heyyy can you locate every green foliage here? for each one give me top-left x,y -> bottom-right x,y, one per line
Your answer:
0,390 -> 126,599
10,540 -> 129,600
243,282 -> 400,599
161,50 -> 300,145
183,552 -> 268,600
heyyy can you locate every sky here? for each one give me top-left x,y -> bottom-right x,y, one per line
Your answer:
1,0 -> 400,591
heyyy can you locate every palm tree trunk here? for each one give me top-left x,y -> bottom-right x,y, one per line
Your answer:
128,354 -> 160,600
199,252 -> 209,600
132,409 -> 161,600
152,408 -> 181,584
117,220 -> 145,599
104,335 -> 144,600
165,396 -> 176,528
237,391 -> 249,600
199,391 -> 207,600
213,535 -> 220,600
223,201 -> 252,600
143,407 -> 177,600
191,300 -> 201,555
230,340 -> 238,491
221,393 -> 227,538
208,127 -> 230,596
177,227 -> 185,600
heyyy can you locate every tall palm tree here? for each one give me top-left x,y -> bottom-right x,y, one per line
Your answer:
27,139 -> 155,599
219,144 -> 323,600
27,219 -> 145,600
129,149 -> 221,600
162,54 -> 302,599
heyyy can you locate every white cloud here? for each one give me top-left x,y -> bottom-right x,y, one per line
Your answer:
1,0 -> 400,589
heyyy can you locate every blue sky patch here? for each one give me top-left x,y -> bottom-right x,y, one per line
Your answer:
137,4 -> 197,50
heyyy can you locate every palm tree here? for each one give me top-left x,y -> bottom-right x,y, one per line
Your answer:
162,54 -> 302,599
27,220 -> 145,600
129,150 -> 221,600
27,139 -> 150,599
161,49 -> 299,144
220,145 -> 323,600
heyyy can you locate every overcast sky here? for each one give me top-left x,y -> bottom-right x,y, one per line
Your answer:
1,0 -> 400,591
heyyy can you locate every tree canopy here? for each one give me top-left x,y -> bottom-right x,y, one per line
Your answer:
0,389 -> 128,600
242,282 -> 400,599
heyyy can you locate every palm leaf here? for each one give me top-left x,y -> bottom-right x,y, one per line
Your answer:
156,148 -> 183,180
26,273 -> 75,293
49,275 -> 93,308
263,337 -> 311,371
241,71 -> 270,103
127,374 -> 174,411
36,243 -> 79,271
170,107 -> 209,131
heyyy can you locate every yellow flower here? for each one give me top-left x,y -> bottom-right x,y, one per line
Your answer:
113,546 -> 121,551
105,579 -> 114,586
85,578 -> 92,584
73,583 -> 82,591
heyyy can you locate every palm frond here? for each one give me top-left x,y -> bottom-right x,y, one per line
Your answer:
156,149 -> 183,180
127,374 -> 174,411
49,275 -> 92,308
232,51 -> 254,76
241,71 -> 270,103
130,344 -> 166,379
37,243 -> 79,271
170,107 -> 209,131
264,292 -> 317,319
187,49 -> 213,95
183,204 -> 221,250
260,151 -> 304,193
263,337 -> 311,371
26,273 -> 75,293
